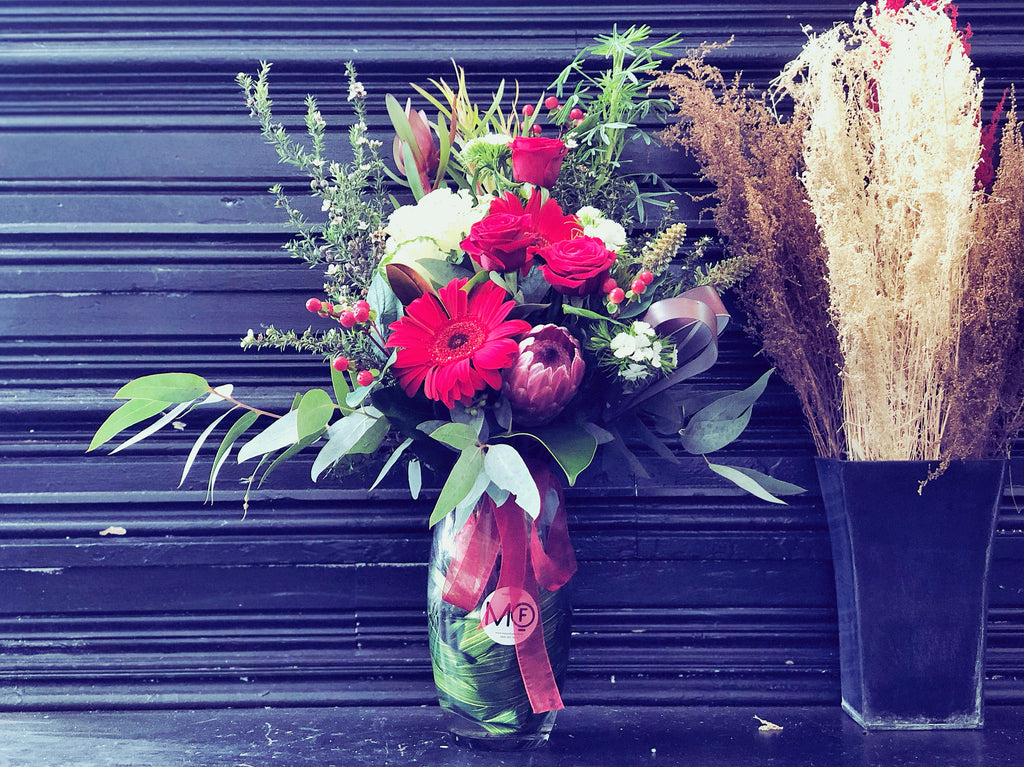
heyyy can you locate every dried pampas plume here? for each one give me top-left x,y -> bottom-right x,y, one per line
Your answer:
773,1 -> 983,461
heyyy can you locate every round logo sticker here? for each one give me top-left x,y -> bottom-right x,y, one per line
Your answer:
480,587 -> 539,646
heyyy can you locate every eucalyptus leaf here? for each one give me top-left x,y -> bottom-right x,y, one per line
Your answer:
370,437 -> 414,492
296,388 -> 336,441
178,407 -> 237,487
707,462 -> 804,505
430,447 -> 485,527
310,409 -> 382,481
483,443 -> 540,519
259,432 -> 322,488
236,410 -> 299,464
347,409 -> 390,455
201,384 -> 234,404
367,270 -> 401,333
109,400 -> 194,455
88,398 -> 170,452
430,422 -> 480,452
453,469 -> 492,531
408,458 -> 422,499
330,363 -> 350,405
115,373 -> 210,403
208,410 -> 260,500
680,406 -> 753,455
689,369 -> 772,423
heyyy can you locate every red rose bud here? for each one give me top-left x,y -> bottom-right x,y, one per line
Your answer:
392,99 -> 440,193
536,235 -> 617,296
356,370 -> 374,386
510,136 -> 568,188
332,356 -> 350,372
503,324 -> 585,427
305,298 -> 322,313
544,96 -> 560,110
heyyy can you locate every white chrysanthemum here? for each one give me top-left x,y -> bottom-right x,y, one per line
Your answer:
576,206 -> 628,252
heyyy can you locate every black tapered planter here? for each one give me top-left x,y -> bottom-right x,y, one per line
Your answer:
815,458 -> 1005,730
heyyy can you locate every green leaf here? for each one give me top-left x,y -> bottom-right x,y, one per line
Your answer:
429,422 -> 480,452
453,469 -> 492,531
178,407 -> 237,487
706,463 -> 805,505
88,398 -> 170,452
367,271 -> 400,334
690,370 -> 772,423
258,432 -> 322,488
311,409 -> 382,481
109,400 -> 194,454
237,410 -> 299,464
408,458 -> 422,499
208,410 -> 260,500
370,437 -> 415,492
114,373 -> 210,403
330,364 -> 350,406
631,414 -> 680,464
430,446 -> 485,527
504,422 -> 598,486
680,406 -> 753,455
679,370 -> 773,455
347,410 -> 390,455
483,443 -> 540,519
296,388 -> 336,441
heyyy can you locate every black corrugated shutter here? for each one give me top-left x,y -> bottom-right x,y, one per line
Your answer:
1,1 -> 1022,708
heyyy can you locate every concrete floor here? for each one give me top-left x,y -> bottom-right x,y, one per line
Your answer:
0,705 -> 1021,766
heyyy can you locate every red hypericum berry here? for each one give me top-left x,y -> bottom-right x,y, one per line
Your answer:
332,356 -> 350,372
569,107 -> 584,121
522,104 -> 535,117
544,96 -> 560,110
339,310 -> 357,328
531,124 -> 542,135
353,304 -> 370,323
320,302 -> 334,316
608,287 -> 625,305
305,297 -> 322,313
356,370 -> 374,386
354,299 -> 370,312
638,270 -> 654,286
601,277 -> 618,294
630,279 -> 646,295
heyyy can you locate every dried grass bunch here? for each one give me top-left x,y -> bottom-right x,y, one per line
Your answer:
657,0 -> 1024,463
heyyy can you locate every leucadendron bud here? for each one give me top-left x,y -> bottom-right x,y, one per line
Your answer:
503,324 -> 585,427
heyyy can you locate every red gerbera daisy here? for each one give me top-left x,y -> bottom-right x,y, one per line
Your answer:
386,278 -> 531,408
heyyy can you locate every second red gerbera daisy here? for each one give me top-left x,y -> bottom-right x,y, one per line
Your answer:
386,278 -> 531,408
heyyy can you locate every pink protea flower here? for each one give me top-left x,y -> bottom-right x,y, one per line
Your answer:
503,324 -> 585,427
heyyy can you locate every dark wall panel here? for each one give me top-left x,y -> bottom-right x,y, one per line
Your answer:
2,1 -> 1024,709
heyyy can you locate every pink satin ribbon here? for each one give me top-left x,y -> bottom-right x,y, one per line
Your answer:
441,463 -> 577,713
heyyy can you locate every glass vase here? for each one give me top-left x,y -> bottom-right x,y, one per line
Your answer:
427,500 -> 573,750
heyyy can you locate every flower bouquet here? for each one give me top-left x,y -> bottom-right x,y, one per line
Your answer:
87,27 -> 800,748
655,0 -> 1024,728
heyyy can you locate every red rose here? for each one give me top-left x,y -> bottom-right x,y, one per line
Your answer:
510,137 -> 568,188
536,236 -> 617,296
461,193 -> 537,273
